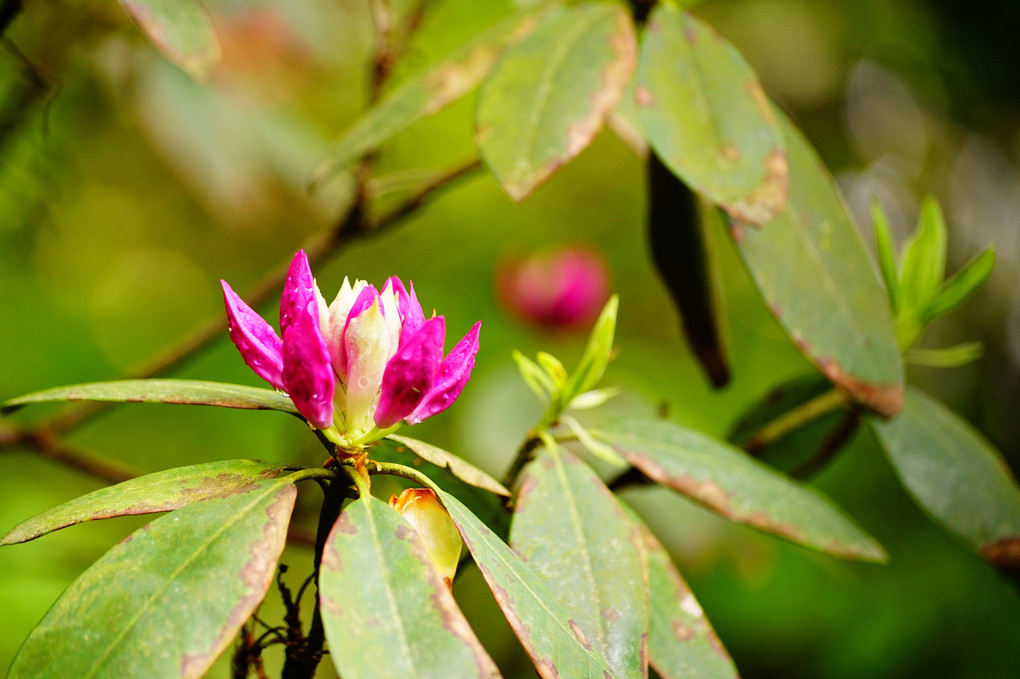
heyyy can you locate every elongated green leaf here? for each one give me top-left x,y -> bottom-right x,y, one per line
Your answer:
564,295 -> 619,404
373,441 -> 511,540
623,507 -> 738,679
311,10 -> 544,187
437,490 -> 619,679
120,0 -> 220,80
899,196 -> 947,312
0,460 -> 290,546
10,478 -> 296,679
599,419 -> 886,561
904,342 -> 983,368
387,435 -> 510,497
514,349 -> 556,404
730,113 -> 903,416
511,447 -> 647,679
1,379 -> 298,415
320,495 -> 499,679
638,5 -> 787,224
921,249 -> 995,322
871,200 -> 900,312
477,2 -> 637,200
872,388 -> 1020,571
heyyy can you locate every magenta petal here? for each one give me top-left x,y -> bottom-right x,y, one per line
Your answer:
374,317 -> 446,428
280,250 -> 318,334
338,284 -> 379,376
402,281 -> 426,335
222,280 -> 285,391
407,321 -> 480,425
281,300 -> 335,429
383,276 -> 410,318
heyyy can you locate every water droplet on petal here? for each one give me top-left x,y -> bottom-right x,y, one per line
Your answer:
357,376 -> 370,389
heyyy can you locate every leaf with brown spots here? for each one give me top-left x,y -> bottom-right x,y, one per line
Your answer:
437,490 -> 619,679
620,505 -> 739,679
8,478 -> 296,679
729,112 -> 903,417
637,5 -> 787,224
120,0 -> 220,80
1,379 -> 299,416
387,435 -> 510,497
0,460 -> 291,546
872,388 -> 1020,575
320,495 -> 500,679
310,8 -> 545,188
477,2 -> 637,201
511,447 -> 648,679
597,419 -> 886,562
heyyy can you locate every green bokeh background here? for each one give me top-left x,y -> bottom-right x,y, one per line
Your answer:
1,0 -> 1018,677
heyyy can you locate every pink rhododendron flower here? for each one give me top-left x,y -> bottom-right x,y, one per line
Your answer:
496,246 -> 611,329
222,251 -> 480,447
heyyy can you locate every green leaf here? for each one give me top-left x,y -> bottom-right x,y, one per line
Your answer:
567,387 -> 619,410
637,5 -> 787,224
320,495 -> 499,679
0,460 -> 290,546
9,478 -> 297,679
1,379 -> 298,416
561,415 -> 628,467
311,9 -> 544,188
623,506 -> 738,679
871,200 -> 901,312
564,295 -> 619,405
119,0 -> 221,80
537,351 -> 568,387
477,2 -> 637,200
386,435 -> 510,497
598,419 -> 886,561
514,349 -> 556,404
436,490 -> 619,679
904,342 -> 983,368
871,388 -> 1020,572
730,112 -> 903,417
898,195 -> 947,312
921,249 -> 995,322
511,447 -> 647,679
373,441 -> 511,540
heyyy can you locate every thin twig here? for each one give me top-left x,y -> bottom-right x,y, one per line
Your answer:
745,388 -> 848,455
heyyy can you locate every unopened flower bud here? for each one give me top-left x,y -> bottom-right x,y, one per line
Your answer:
496,245 -> 610,329
389,488 -> 463,588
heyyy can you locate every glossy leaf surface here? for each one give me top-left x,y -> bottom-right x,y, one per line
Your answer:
320,495 -> 500,679
0,460 -> 289,546
437,490 -> 619,679
312,10 -> 543,186
9,479 -> 296,678
872,388 -> 1020,571
638,5 -> 787,224
599,419 -> 885,561
387,434 -> 510,496
120,0 -> 220,79
511,447 -> 648,679
730,114 -> 903,416
2,379 -> 298,415
477,2 -> 637,200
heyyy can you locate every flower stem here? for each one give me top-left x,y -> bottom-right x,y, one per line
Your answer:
281,475 -> 354,679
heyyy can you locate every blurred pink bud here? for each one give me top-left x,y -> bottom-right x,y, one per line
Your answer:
497,246 -> 611,329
